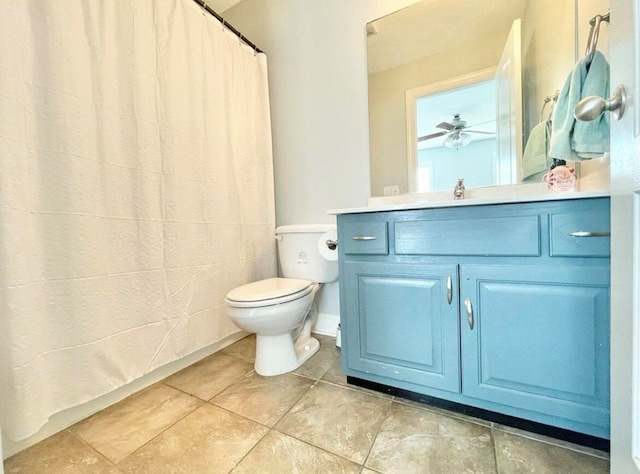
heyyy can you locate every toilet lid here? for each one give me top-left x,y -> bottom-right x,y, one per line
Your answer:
226,278 -> 313,303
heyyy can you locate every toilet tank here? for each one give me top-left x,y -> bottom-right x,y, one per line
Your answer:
276,224 -> 338,283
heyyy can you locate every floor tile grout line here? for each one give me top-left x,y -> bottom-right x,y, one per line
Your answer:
203,366 -> 325,430
205,339 -> 340,449
291,371 -> 318,382
492,425 -> 611,460
490,424 -> 501,474
271,378 -> 321,432
85,352 -> 350,470
391,395 -> 608,461
314,378 -> 395,401
206,396 -> 295,431
220,349 -> 255,365
160,380 -> 212,402
204,369 -> 257,404
200,375 -> 332,467
227,423 -> 272,472
391,396 -> 492,428
65,429 -> 123,471
109,395 -> 206,467
360,466 -> 382,474
65,382 -> 206,466
360,396 -> 395,472
245,427 -> 364,471
271,423 -> 366,468
270,379 -> 378,466
161,363 -> 255,403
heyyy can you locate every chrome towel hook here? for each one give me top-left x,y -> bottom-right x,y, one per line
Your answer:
584,11 -> 610,65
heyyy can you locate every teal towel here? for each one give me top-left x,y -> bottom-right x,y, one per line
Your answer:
548,51 -> 610,161
522,121 -> 551,182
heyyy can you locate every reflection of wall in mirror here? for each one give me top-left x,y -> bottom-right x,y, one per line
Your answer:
368,31 -> 509,197
521,0 -> 610,185
418,139 -> 497,192
577,0 -> 609,58
521,0 -> 576,143
576,0 -> 610,184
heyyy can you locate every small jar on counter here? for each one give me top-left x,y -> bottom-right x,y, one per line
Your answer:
543,160 -> 576,192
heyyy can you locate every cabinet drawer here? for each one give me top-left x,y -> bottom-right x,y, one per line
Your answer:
395,215 -> 540,256
550,206 -> 610,257
342,222 -> 388,255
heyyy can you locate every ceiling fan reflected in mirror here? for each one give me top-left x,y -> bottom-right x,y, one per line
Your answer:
418,114 -> 496,149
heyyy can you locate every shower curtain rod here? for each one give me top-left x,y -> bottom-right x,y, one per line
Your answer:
191,0 -> 264,54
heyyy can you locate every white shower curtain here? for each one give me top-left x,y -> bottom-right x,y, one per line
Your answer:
0,0 -> 276,441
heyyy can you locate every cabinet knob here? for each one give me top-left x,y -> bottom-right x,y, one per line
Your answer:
464,298 -> 474,330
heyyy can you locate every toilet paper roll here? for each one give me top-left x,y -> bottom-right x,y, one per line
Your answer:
318,230 -> 338,261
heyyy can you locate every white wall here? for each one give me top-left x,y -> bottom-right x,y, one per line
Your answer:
225,0 -> 419,224
521,0 -> 577,141
225,0 -> 420,327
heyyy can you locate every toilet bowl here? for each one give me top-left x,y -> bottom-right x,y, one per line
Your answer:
226,278 -> 320,375
225,224 -> 338,376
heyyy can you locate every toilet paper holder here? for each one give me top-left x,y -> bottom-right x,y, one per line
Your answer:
326,239 -> 338,250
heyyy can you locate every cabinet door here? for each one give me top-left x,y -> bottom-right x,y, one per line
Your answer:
460,265 -> 610,432
343,262 -> 460,393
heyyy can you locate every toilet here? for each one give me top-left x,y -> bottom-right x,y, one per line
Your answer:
225,224 -> 338,376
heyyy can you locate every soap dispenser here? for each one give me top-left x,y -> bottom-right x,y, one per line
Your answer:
543,160 -> 576,192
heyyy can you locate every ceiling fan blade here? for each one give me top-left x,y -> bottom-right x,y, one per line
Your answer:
465,130 -> 495,135
418,131 -> 448,141
466,119 -> 496,128
435,122 -> 455,131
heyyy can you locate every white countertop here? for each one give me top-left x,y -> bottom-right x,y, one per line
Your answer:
328,184 -> 610,215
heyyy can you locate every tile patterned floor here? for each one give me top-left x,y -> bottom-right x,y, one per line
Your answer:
5,334 -> 610,474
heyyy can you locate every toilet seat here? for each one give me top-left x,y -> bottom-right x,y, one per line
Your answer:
225,277 -> 314,308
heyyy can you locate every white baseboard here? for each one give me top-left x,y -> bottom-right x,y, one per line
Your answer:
2,332 -> 248,460
312,312 -> 340,338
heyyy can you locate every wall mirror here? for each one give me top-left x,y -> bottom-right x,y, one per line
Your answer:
367,0 -> 610,197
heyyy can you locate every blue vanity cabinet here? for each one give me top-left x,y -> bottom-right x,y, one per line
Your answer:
343,261 -> 460,393
460,264 -> 611,434
337,197 -> 611,439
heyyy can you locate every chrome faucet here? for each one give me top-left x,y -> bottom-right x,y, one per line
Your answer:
453,178 -> 465,200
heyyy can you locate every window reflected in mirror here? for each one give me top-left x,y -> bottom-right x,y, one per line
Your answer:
413,79 -> 496,192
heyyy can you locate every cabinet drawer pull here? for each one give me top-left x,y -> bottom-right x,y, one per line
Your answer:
464,298 -> 474,330
352,235 -> 377,241
446,276 -> 453,305
567,231 -> 610,237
